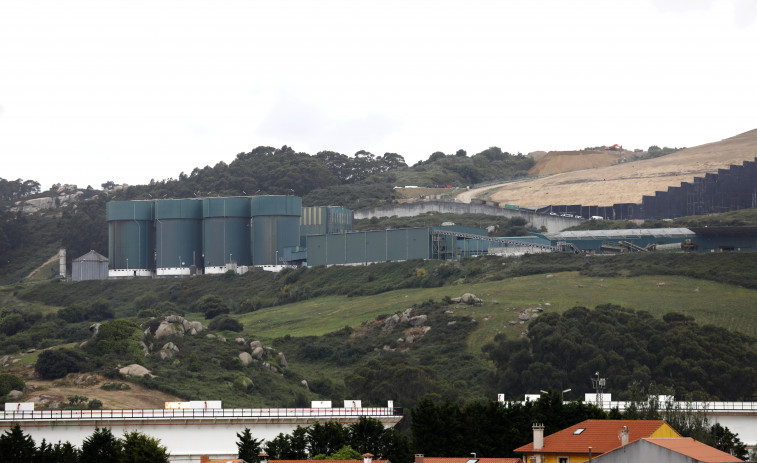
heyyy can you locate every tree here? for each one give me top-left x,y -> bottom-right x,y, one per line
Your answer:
707,423 -> 747,460
410,397 -> 451,456
0,424 -> 36,462
81,427 -> 122,463
307,421 -> 347,457
455,149 -> 467,157
427,151 -> 446,163
264,427 -> 308,460
313,445 -> 362,460
347,417 -> 386,455
237,428 -> 264,463
36,439 -> 81,463
120,431 -> 169,463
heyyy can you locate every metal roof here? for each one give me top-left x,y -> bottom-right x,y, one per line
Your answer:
688,225 -> 757,236
72,250 -> 109,262
545,228 -> 695,240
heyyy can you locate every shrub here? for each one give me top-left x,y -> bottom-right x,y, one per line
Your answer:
209,316 -> 243,332
198,295 -> 230,319
85,319 -> 142,361
35,349 -> 88,380
88,399 -> 103,409
0,373 -> 25,396
134,293 -> 159,311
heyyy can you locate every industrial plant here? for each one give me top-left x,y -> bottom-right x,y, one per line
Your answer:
102,193 -> 757,280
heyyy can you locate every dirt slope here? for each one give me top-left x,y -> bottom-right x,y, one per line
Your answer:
17,374 -> 182,409
529,150 -> 622,176
483,129 -> 757,208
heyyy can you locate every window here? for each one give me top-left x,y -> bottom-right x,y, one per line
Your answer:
573,428 -> 585,434
558,458 -> 569,463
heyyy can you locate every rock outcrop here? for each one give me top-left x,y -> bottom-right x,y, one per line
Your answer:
118,364 -> 151,377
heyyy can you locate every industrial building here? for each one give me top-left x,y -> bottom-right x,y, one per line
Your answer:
538,227 -> 757,253
107,196 -> 310,278
106,195 -> 757,279
106,196 -> 506,277
71,250 -> 109,281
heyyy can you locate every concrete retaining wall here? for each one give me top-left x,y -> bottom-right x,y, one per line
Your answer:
354,201 -> 581,234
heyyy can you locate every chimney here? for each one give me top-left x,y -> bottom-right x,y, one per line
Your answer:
415,454 -> 425,463
363,453 -> 374,463
620,426 -> 629,446
259,452 -> 269,463
533,423 -> 545,450
200,457 -> 209,463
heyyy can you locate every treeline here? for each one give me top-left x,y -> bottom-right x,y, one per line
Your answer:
0,425 -> 168,463
483,304 -> 757,401
0,178 -> 40,203
112,146 -> 407,203
109,145 -> 533,211
0,417 -> 406,463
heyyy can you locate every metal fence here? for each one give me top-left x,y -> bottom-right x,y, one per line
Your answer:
0,407 -> 403,422
595,401 -> 757,413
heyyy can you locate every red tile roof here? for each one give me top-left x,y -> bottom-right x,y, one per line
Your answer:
272,461 -> 388,463
422,459 -> 522,463
514,420 -> 677,455
643,438 -> 743,462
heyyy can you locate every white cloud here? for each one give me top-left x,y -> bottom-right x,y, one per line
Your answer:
0,0 -> 755,189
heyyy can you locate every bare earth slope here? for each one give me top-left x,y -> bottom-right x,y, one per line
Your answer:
529,149 -> 621,176
482,129 -> 757,208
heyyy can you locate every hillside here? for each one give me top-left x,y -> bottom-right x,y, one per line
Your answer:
528,149 -> 621,176
2,252 -> 756,411
464,128 -> 757,207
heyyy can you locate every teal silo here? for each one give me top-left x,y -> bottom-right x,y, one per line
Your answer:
251,195 -> 302,265
154,199 -> 203,272
107,200 -> 155,271
202,197 -> 251,269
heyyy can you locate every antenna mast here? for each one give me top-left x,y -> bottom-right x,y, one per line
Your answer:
591,371 -> 607,409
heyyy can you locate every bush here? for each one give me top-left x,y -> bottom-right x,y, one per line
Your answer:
88,399 -> 103,409
35,349 -> 88,380
84,319 -> 142,361
198,294 -> 230,319
134,293 -> 159,311
0,373 -> 25,396
208,316 -> 243,332
59,299 -> 114,323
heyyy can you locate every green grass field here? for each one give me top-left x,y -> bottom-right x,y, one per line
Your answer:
232,271 -> 757,353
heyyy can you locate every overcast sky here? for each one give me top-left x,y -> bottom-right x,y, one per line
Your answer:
1,0 -> 756,190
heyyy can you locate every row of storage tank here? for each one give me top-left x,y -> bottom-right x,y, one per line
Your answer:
107,196 -> 305,277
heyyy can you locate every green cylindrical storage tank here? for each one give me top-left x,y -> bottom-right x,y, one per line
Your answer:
107,201 -> 155,277
202,197 -> 251,273
154,199 -> 203,276
251,195 -> 302,266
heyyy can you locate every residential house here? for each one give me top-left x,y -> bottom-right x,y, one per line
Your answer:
266,452 -> 387,463
200,457 -> 246,463
414,454 -> 522,463
585,437 -> 743,463
514,420 -> 681,463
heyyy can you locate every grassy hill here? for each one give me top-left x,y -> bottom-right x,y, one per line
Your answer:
2,252 -> 756,409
